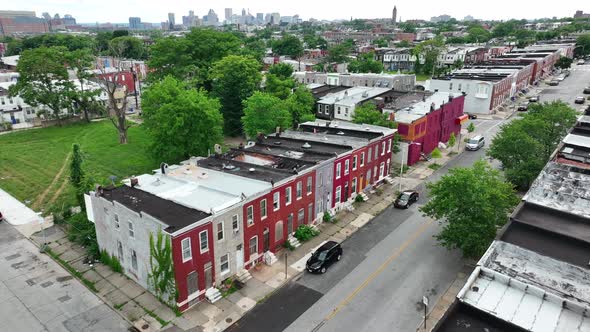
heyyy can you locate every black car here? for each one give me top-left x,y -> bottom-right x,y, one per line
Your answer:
575,96 -> 585,104
306,241 -> 343,274
583,87 -> 590,94
517,103 -> 528,111
394,191 -> 419,209
0,211 -> 3,222
528,96 -> 540,102
467,114 -> 477,119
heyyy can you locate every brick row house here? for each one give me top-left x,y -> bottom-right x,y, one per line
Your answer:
86,121 -> 396,312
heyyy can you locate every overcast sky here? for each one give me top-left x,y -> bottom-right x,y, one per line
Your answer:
4,0 -> 589,24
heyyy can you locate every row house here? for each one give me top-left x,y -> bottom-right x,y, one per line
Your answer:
315,86 -> 396,121
294,72 -> 416,91
384,92 -> 466,165
381,48 -> 425,72
91,68 -> 137,94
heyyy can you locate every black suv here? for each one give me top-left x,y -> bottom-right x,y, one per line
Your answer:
394,191 -> 419,209
306,241 -> 343,274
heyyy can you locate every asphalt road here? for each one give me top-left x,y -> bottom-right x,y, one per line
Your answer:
227,66 -> 590,332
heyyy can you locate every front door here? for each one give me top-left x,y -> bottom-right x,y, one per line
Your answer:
204,262 -> 213,289
287,215 -> 294,235
379,162 -> 385,178
187,271 -> 199,307
236,244 -> 244,271
263,229 -> 270,252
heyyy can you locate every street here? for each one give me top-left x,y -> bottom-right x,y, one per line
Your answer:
226,64 -> 590,332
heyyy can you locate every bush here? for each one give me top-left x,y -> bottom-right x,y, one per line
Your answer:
294,225 -> 320,242
354,194 -> 364,203
283,239 -> 295,251
431,148 -> 442,158
100,249 -> 123,273
323,211 -> 332,223
66,213 -> 99,259
429,163 -> 441,170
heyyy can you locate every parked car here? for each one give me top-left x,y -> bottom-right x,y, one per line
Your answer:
556,75 -> 566,81
466,135 -> 485,151
0,211 -> 3,222
577,60 -> 586,65
467,114 -> 477,119
306,241 -> 343,274
517,103 -> 528,111
394,191 -> 419,209
563,71 -> 570,77
583,87 -> 590,94
548,80 -> 560,86
528,96 -> 539,102
575,96 -> 585,104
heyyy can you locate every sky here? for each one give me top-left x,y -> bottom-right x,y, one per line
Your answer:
4,0 -> 589,24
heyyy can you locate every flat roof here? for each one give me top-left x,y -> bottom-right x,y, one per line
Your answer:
100,185 -> 210,233
197,154 -> 298,184
300,119 -> 396,137
562,133 -> 590,149
280,130 -> 369,150
386,92 -> 462,121
434,301 -> 527,332
433,72 -> 510,82
245,135 -> 350,161
523,161 -> 590,219
381,91 -> 432,111
500,221 -> 590,269
318,86 -> 391,105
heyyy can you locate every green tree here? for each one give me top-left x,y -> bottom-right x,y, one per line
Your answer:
397,40 -> 411,48
268,63 -> 294,79
109,36 -> 146,59
67,49 -> 104,122
327,44 -> 352,64
373,38 -> 388,47
554,56 -> 573,70
95,31 -> 113,54
286,85 -> 316,128
352,103 -> 394,128
420,160 -> 519,258
465,26 -> 491,43
112,30 -> 129,38
575,34 -> 590,57
142,76 -> 224,162
467,122 -> 475,133
412,36 -> 445,75
348,52 -> 384,73
148,230 -> 177,304
272,34 -> 304,59
492,20 -> 521,37
399,22 -> 417,33
210,55 -> 262,136
69,144 -> 85,206
448,132 -> 456,147
9,47 -> 76,126
241,92 -> 292,137
266,74 -> 296,100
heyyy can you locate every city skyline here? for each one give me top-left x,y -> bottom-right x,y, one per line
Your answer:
2,1 -> 589,24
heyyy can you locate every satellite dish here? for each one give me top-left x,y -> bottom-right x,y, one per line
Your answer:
214,144 -> 222,154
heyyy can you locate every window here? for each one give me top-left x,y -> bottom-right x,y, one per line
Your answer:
308,204 -> 313,224
182,238 -> 192,262
387,139 -> 392,153
335,186 -> 342,203
275,221 -> 283,242
232,215 -> 239,233
273,192 -> 280,211
458,83 -> 462,91
352,156 -> 357,170
199,230 -> 209,253
319,173 -> 323,187
285,187 -> 292,205
128,221 -> 134,238
368,148 -> 372,162
247,205 -> 254,225
296,181 -> 303,199
298,209 -> 305,224
361,152 -> 365,166
374,145 -> 379,160
307,177 -> 312,195
344,160 -> 350,175
336,163 -> 341,179
217,222 -> 224,241
249,236 -> 258,255
381,142 -> 386,156
220,254 -> 229,274
260,199 -> 267,219
114,214 -> 120,229
131,250 -> 137,270
117,241 -> 124,263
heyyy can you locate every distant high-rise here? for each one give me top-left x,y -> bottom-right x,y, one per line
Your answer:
63,14 -> 76,25
256,13 -> 264,24
392,6 -> 397,27
168,12 -> 175,30
242,8 -> 246,17
225,8 -> 232,21
271,12 -> 280,25
42,12 -> 51,20
204,9 -> 219,26
0,11 -> 49,36
129,17 -> 142,30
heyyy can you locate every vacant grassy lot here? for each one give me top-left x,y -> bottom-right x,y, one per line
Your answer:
0,121 -> 155,212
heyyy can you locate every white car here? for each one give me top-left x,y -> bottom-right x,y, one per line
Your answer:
577,60 -> 586,65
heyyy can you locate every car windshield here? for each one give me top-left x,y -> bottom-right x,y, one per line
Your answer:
468,139 -> 479,144
313,250 -> 328,261
399,193 -> 411,200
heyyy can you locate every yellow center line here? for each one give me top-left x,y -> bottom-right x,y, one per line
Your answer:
324,220 -> 433,321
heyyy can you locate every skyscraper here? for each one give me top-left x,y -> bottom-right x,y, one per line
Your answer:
256,13 -> 264,24
129,17 -> 142,30
392,6 -> 397,27
225,8 -> 232,21
168,12 -> 175,30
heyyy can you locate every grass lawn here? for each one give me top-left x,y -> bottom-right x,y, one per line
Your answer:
415,74 -> 432,82
0,120 -> 155,212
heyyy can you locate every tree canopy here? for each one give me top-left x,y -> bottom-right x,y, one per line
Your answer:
420,160 -> 519,258
554,56 -> 573,70
352,103 -> 394,128
271,34 -> 304,58
241,92 -> 292,138
109,36 -> 147,60
141,76 -> 224,162
348,52 -> 384,73
576,34 -> 590,57
285,85 -> 316,128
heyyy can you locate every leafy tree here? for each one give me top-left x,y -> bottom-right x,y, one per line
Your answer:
210,55 -> 262,136
148,230 -> 177,304
240,38 -> 266,61
67,49 -> 104,122
272,34 -> 304,59
266,74 -> 295,100
327,44 -> 352,64
348,52 -> 384,73
467,122 -> 475,133
576,34 -> 590,57
352,103 -> 394,128
554,56 -> 573,70
112,30 -> 129,38
452,59 -> 464,70
465,26 -> 491,43
420,160 -> 519,258
9,47 -> 76,125
445,36 -> 466,45
96,31 -> 113,54
286,85 -> 315,128
488,101 -> 577,190
69,144 -> 85,206
109,36 -> 146,59
12,34 -> 96,54
268,63 -> 294,79
492,20 -> 521,38
399,22 -> 417,33
397,40 -> 411,48
373,38 -> 389,47
448,132 -> 456,147
413,36 -> 445,75
142,76 -> 224,162
303,34 -> 328,50
242,92 -> 292,137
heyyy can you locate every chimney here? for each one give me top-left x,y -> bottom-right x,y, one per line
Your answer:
130,177 -> 139,188
160,162 -> 168,175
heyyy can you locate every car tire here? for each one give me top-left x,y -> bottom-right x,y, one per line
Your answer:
337,254 -> 342,261
321,267 -> 327,274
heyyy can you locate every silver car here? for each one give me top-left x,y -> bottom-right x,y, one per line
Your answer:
466,135 -> 485,151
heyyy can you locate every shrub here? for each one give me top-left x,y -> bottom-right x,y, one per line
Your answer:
323,211 -> 332,223
294,225 -> 320,242
354,194 -> 364,203
431,148 -> 442,158
283,239 -> 295,251
429,163 -> 441,170
67,213 -> 99,259
375,188 -> 383,196
100,249 -> 123,273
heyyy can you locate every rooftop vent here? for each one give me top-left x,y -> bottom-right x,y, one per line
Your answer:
223,164 -> 236,170
274,141 -> 282,145
302,142 -> 312,149
249,168 -> 255,172
130,177 -> 139,188
337,131 -> 345,135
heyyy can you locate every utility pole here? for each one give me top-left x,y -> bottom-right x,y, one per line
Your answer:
130,66 -> 139,109
399,144 -> 405,193
284,252 -> 288,279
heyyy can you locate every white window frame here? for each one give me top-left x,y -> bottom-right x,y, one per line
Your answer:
128,221 -> 134,238
336,163 -> 341,179
352,177 -> 357,193
374,145 -> 378,160
114,214 -> 120,230
381,142 -> 386,156
247,205 -> 254,225
387,139 -> 392,153
220,254 -> 230,275
260,199 -> 267,220
352,156 -> 357,170
307,177 -> 312,195
285,187 -> 292,205
335,186 -> 342,203
217,222 -> 224,242
249,236 -> 258,256
232,214 -> 239,233
296,181 -> 303,199
361,152 -> 365,166
181,238 -> 192,262
368,148 -> 372,162
273,191 -> 280,211
199,230 -> 209,253
344,160 -> 350,175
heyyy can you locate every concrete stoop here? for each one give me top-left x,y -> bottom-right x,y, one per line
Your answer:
383,175 -> 395,185
205,287 -> 222,303
236,269 -> 252,283
264,251 -> 278,265
288,235 -> 301,248
359,192 -> 369,201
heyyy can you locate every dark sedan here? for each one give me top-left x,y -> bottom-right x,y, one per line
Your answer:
306,241 -> 343,274
394,191 -> 419,209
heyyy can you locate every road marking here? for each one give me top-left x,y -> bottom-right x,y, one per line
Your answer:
324,220 -> 433,322
484,120 -> 506,134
